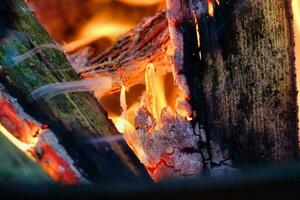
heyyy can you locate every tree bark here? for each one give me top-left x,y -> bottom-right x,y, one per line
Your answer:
169,0 -> 298,165
0,0 -> 150,183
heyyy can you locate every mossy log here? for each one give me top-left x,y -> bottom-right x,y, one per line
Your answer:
167,0 -> 298,166
0,0 -> 150,183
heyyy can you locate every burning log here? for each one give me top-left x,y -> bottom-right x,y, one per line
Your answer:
170,0 -> 298,164
0,0 -> 297,184
79,11 -> 172,95
0,118 -> 51,183
79,3 -> 233,180
0,0 -> 150,183
79,0 -> 299,180
0,84 -> 87,183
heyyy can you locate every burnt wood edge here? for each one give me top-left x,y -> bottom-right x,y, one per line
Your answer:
0,0 -> 151,183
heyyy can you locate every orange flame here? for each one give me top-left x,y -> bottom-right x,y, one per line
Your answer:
108,64 -> 171,135
105,64 -> 192,142
62,0 -> 164,52
145,63 -> 167,128
0,98 -> 38,148
292,0 -> 300,141
208,0 -> 220,17
111,85 -> 135,134
0,124 -> 33,155
208,0 -> 214,17
64,22 -> 133,53
35,143 -> 80,184
117,0 -> 162,6
27,0 -> 165,53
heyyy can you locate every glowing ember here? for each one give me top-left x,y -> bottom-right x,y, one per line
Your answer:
0,88 -> 84,184
34,142 -> 80,184
292,1 -> 300,133
0,123 -> 32,154
0,98 -> 39,146
208,0 -> 214,17
192,11 -> 201,59
207,0 -> 220,17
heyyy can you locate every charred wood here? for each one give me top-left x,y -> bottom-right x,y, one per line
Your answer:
0,0 -> 150,183
79,11 -> 172,95
170,0 -> 299,165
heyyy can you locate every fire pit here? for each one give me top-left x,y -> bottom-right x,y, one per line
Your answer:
0,0 -> 300,198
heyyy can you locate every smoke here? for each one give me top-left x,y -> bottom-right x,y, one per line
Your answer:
29,76 -> 112,101
82,135 -> 125,145
11,43 -> 64,66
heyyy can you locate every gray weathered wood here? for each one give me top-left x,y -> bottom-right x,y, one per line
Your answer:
168,0 -> 298,165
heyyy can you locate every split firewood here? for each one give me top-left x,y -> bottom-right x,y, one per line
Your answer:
0,133 -> 50,184
0,84 -> 87,184
0,0 -> 150,183
79,11 -> 172,95
78,0 -> 299,180
0,99 -> 51,184
171,0 -> 298,163
0,0 -> 297,184
78,3 -> 233,180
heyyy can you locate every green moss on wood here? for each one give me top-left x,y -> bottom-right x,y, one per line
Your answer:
0,0 -> 149,182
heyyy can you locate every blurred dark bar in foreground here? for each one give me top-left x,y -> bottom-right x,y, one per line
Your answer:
1,162 -> 300,200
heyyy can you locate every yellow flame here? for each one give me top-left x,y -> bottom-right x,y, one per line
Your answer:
293,1 -> 300,32
120,85 -> 127,121
109,86 -> 138,134
109,64 -> 170,134
111,116 -> 133,133
133,146 -> 147,163
192,11 -> 202,60
113,85 -> 130,133
208,0 -> 214,17
145,64 -> 167,127
64,22 -> 133,52
145,63 -> 158,121
292,0 -> 300,140
117,0 -> 162,6
0,123 -> 34,158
